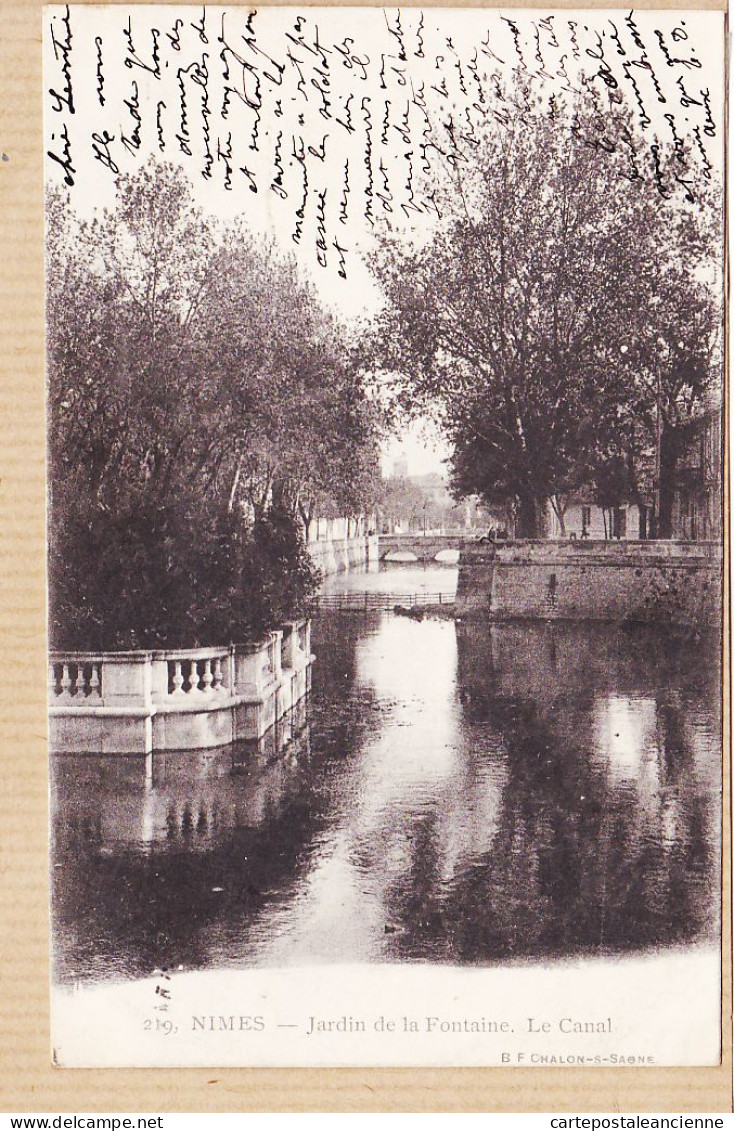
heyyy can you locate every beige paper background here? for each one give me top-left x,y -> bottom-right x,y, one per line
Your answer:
0,0 -> 730,1112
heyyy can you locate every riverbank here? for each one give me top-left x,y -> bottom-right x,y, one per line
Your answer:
307,532 -> 379,576
394,602 -> 456,620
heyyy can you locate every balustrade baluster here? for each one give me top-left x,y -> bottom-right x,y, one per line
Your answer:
202,658 -> 213,692
60,663 -> 72,697
89,663 -> 101,698
49,664 -> 59,698
212,657 -> 223,691
75,664 -> 87,699
172,660 -> 184,694
188,660 -> 200,694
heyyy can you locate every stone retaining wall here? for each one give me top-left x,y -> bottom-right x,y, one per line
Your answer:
307,534 -> 379,576
456,540 -> 722,626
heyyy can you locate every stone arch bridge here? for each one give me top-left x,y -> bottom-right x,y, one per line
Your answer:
379,534 -> 467,563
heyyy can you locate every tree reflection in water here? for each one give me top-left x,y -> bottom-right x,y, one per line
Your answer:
437,622 -> 720,962
51,614 -> 720,984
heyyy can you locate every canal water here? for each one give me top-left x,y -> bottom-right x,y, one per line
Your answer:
51,563 -> 721,985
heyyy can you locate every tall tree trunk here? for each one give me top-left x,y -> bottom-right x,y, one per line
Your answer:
227,454 -> 244,514
658,420 -> 682,540
516,494 -> 540,539
298,500 -> 314,543
271,476 -> 297,516
550,494 -> 568,536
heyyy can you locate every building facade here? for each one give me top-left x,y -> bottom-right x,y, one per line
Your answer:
670,410 -> 722,542
546,496 -> 646,541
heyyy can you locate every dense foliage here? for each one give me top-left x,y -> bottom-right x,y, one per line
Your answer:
47,163 -> 381,650
369,87 -> 721,537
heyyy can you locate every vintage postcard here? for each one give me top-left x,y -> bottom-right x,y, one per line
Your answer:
44,5 -> 725,1069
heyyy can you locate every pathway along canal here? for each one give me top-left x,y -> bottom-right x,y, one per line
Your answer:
52,563 -> 721,983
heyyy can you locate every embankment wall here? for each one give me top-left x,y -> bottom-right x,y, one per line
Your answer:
456,540 -> 722,626
307,534 -> 379,576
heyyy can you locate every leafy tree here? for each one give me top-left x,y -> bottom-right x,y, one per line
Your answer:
190,229 -> 383,539
377,475 -> 432,532
47,161 -> 379,649
369,86 -> 721,537
377,473 -> 467,533
613,262 -> 720,537
592,454 -> 633,539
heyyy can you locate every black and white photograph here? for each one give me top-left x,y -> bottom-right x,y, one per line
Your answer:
44,5 -> 725,1068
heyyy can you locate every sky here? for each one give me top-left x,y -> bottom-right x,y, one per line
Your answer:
381,420 -> 451,479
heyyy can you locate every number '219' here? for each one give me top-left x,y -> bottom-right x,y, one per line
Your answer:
143,1018 -> 178,1035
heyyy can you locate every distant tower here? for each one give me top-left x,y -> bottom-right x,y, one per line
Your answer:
392,456 -> 409,479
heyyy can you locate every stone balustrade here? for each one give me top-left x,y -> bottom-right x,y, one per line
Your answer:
152,647 -> 232,701
50,656 -> 105,702
49,622 -> 314,756
283,619 -> 311,668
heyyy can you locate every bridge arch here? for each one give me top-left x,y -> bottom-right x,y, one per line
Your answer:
378,534 -> 466,564
383,550 -> 419,563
